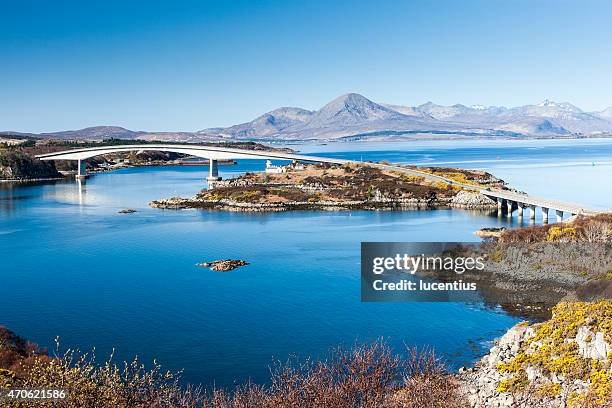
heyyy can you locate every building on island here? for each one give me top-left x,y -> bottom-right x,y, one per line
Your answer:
265,160 -> 306,174
265,160 -> 285,174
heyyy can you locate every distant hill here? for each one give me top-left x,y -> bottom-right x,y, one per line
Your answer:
8,126 -> 222,143
5,94 -> 612,142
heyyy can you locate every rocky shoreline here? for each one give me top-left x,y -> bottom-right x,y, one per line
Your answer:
0,176 -> 66,183
458,301 -> 612,407
150,190 -> 498,212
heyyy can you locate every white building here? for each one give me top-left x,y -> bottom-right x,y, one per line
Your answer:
265,160 -> 285,174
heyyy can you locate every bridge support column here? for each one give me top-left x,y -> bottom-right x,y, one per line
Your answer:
542,207 -> 549,224
529,205 -> 536,221
556,210 -> 564,222
497,198 -> 504,216
517,202 -> 524,218
76,159 -> 88,179
506,200 -> 514,216
207,159 -> 222,187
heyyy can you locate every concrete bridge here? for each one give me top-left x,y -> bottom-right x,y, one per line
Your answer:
37,144 -> 601,222
36,143 -> 350,182
373,163 -> 598,221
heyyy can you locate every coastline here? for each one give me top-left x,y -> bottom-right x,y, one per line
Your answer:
150,194 -> 498,212
0,176 -> 66,183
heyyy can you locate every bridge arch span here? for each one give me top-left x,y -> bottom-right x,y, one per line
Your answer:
35,143 -> 350,180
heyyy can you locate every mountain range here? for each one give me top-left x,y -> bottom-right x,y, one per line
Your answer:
5,93 -> 612,142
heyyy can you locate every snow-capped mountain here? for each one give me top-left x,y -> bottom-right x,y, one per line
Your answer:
194,94 -> 612,140
13,94 -> 612,141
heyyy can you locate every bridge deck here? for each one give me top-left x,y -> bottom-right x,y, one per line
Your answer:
37,144 -> 604,215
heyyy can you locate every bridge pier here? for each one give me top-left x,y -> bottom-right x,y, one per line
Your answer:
506,200 -> 514,216
517,202 -> 524,218
76,159 -> 88,178
556,210 -> 564,222
208,159 -> 221,181
542,207 -> 549,224
529,205 -> 536,221
207,159 -> 222,187
497,198 -> 504,216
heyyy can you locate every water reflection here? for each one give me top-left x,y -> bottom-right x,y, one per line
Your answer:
76,178 -> 86,206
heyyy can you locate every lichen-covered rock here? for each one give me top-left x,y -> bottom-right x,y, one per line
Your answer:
460,301 -> 612,407
575,327 -> 611,361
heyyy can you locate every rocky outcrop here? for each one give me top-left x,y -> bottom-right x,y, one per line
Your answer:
460,325 -> 536,407
451,191 -> 497,209
0,150 -> 63,180
459,301 -> 612,407
150,196 -> 453,211
475,227 -> 507,238
197,259 -> 249,272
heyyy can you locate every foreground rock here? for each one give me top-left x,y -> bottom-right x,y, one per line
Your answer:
197,259 -> 249,272
459,301 -> 612,407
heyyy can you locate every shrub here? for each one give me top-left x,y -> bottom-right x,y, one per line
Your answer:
495,301 -> 612,406
546,226 -> 577,242
0,330 -> 467,408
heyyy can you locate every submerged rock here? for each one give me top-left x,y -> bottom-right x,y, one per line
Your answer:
197,259 -> 249,272
118,208 -> 137,214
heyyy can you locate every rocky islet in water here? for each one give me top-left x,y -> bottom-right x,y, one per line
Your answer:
150,162 -> 507,212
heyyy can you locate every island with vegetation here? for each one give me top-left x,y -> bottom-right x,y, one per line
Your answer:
151,162 -> 506,212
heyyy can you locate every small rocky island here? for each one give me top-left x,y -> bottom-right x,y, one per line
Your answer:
151,162 -> 506,212
197,259 -> 249,272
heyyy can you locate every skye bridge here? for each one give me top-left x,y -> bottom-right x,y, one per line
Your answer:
37,144 -> 601,223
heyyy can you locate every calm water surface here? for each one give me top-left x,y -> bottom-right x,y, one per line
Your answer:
1,138 -> 610,387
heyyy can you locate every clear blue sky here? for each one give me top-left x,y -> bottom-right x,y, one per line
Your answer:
2,0 -> 611,133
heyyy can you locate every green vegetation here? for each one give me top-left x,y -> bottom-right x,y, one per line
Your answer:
0,150 -> 61,180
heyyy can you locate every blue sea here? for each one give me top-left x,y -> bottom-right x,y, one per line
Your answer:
1,138 -> 610,387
